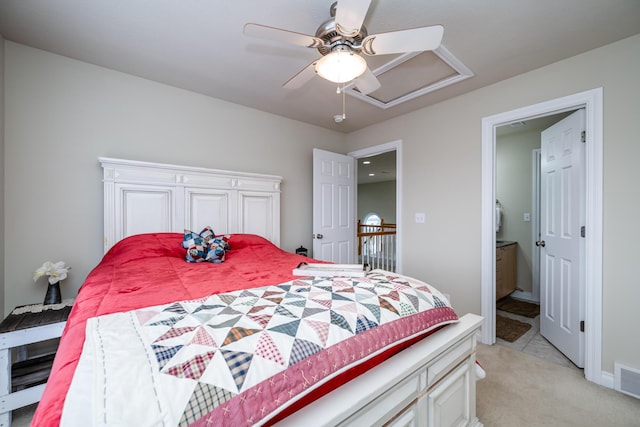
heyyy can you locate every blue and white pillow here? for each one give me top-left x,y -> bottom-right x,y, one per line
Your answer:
183,227 -> 230,263
182,226 -> 215,248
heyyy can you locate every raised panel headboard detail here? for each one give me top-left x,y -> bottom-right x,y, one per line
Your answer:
100,157 -> 282,253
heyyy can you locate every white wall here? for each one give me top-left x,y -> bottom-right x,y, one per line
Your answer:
3,41 -> 345,312
346,34 -> 640,374
358,181 -> 396,223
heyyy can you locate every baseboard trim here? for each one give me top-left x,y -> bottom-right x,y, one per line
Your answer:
600,370 -> 614,389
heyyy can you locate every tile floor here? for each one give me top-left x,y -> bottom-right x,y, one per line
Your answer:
496,308 -> 582,371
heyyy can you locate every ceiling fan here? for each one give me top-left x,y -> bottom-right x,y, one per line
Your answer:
244,0 -> 444,95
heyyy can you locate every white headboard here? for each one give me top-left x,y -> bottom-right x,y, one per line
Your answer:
100,157 -> 282,253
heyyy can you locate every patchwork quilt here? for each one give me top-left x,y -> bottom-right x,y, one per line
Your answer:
62,271 -> 457,426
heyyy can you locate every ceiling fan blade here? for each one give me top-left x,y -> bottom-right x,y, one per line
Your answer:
353,66 -> 381,95
244,23 -> 325,48
335,0 -> 372,36
283,61 -> 318,90
361,25 -> 444,56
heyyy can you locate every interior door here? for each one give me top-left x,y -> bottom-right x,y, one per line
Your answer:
539,109 -> 585,367
312,148 -> 355,263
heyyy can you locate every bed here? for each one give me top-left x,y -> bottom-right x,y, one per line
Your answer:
31,158 -> 483,426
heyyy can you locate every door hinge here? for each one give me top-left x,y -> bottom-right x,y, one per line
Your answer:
580,320 -> 585,332
581,131 -> 586,143
581,226 -> 585,238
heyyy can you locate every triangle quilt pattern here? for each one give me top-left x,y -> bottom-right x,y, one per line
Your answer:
179,382 -> 234,426
131,271 -> 452,424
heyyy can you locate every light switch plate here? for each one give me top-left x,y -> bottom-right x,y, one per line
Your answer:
415,212 -> 426,223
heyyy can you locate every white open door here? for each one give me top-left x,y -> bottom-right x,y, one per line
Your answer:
312,148 -> 355,263
539,109 -> 585,367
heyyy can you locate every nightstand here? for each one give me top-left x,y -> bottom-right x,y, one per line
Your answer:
0,300 -> 72,427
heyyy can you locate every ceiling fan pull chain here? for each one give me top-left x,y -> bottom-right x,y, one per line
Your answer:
333,83 -> 347,123
342,82 -> 347,120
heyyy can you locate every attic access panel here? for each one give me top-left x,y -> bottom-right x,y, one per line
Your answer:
348,46 -> 473,109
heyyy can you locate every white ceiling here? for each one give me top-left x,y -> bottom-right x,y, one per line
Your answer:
1,0 -> 639,133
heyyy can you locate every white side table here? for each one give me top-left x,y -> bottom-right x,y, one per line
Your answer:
0,301 -> 72,427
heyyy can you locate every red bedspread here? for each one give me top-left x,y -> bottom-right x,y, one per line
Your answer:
32,233 -> 314,426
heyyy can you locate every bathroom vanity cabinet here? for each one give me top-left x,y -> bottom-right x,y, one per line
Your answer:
496,242 -> 517,300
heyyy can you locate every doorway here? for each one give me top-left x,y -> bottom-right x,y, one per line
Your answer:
495,112 -> 573,304
349,140 -> 403,274
480,88 -> 605,386
494,110 -> 580,368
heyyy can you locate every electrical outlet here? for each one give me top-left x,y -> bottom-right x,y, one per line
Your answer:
415,212 -> 426,223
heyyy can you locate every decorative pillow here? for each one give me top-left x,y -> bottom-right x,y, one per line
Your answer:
186,243 -> 209,263
205,242 -> 227,263
183,227 -> 231,263
198,226 -> 215,242
211,235 -> 231,252
182,226 -> 216,248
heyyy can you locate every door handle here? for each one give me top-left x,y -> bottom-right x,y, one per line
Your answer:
314,233 -> 324,239
536,240 -> 546,247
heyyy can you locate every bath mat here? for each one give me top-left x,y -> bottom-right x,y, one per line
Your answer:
497,296 -> 540,318
496,315 -> 532,342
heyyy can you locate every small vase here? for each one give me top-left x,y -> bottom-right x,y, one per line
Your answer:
43,282 -> 62,305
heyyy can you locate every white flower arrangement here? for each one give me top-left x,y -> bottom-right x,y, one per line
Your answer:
33,261 -> 71,285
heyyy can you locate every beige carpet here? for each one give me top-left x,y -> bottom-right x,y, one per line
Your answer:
476,343 -> 640,426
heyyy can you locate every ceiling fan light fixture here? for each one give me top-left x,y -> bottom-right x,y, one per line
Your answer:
315,46 -> 367,83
